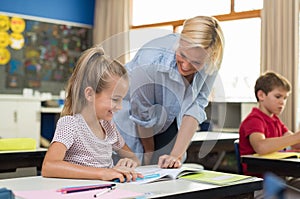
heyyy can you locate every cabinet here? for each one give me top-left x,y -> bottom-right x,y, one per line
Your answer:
0,95 -> 41,147
205,101 -> 257,132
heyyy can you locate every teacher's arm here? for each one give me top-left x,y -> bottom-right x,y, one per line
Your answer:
158,72 -> 216,168
158,115 -> 199,168
137,125 -> 155,165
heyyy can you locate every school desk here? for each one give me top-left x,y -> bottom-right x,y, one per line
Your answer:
187,131 -> 239,171
0,174 -> 262,199
0,148 -> 47,173
241,154 -> 300,177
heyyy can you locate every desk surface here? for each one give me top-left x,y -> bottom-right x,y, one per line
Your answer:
41,107 -> 62,113
188,132 -> 239,172
192,131 -> 239,142
241,155 -> 300,177
0,175 -> 262,199
0,148 -> 47,154
190,131 -> 239,156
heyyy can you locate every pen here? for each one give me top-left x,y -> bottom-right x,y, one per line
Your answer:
58,184 -> 116,194
93,186 -> 116,198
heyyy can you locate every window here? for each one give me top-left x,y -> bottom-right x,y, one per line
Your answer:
217,18 -> 260,102
297,15 -> 300,129
132,0 -> 231,26
128,27 -> 173,59
234,0 -> 263,12
130,0 -> 261,102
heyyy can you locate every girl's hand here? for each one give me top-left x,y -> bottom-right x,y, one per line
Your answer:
116,158 -> 138,168
98,166 -> 142,182
158,154 -> 182,168
112,165 -> 143,182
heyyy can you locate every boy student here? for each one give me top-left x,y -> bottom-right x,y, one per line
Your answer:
239,71 -> 300,176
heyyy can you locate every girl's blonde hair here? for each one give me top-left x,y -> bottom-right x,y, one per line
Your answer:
61,45 -> 128,116
181,16 -> 225,74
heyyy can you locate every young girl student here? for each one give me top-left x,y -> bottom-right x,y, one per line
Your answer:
42,46 -> 142,182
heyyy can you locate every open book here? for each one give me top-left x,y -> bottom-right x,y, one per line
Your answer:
129,163 -> 204,184
253,151 -> 300,159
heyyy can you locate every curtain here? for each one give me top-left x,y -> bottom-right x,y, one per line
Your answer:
93,0 -> 131,64
261,0 -> 299,131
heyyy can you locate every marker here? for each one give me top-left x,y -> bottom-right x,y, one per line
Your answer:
114,173 -> 160,183
94,186 -> 116,198
136,173 -> 160,181
58,184 -> 116,194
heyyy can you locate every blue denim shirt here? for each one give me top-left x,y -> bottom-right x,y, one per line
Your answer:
113,34 -> 217,161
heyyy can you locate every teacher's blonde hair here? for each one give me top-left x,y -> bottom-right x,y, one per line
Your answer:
181,16 -> 224,75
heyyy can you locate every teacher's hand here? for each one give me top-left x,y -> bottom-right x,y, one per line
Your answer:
158,154 -> 182,168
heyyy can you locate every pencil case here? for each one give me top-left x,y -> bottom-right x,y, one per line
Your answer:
0,138 -> 36,151
0,188 -> 15,199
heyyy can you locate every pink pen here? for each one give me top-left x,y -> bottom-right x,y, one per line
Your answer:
58,184 -> 116,194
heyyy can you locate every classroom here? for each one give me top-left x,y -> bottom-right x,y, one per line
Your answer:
0,0 -> 300,198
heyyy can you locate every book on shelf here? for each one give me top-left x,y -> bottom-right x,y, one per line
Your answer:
128,163 -> 204,184
180,170 -> 253,185
253,151 -> 300,159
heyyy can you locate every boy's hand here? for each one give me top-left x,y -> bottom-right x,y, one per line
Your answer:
116,158 -> 138,168
289,131 -> 300,150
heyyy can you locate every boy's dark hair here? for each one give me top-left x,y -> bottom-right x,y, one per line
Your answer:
254,71 -> 291,102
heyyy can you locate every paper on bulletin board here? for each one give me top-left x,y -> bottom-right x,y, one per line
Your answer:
14,188 -> 145,199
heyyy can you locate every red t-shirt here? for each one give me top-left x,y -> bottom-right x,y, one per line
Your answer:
239,107 -> 288,175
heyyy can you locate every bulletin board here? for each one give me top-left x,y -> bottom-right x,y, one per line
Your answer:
0,14 -> 92,95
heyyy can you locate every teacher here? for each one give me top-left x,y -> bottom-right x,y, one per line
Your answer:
113,16 -> 225,168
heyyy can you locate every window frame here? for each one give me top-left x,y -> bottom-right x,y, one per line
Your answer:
130,0 -> 261,32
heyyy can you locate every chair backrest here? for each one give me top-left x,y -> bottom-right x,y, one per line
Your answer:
234,139 -> 243,174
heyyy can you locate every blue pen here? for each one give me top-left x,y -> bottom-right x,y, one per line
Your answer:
114,173 -> 160,183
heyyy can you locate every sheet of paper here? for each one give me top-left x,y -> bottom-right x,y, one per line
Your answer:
14,188 -> 144,199
180,170 -> 252,185
253,152 -> 300,159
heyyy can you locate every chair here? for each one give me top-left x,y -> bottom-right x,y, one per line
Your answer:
199,120 -> 213,131
234,139 -> 243,174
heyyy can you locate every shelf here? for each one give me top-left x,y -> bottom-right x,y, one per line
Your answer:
41,107 -> 62,113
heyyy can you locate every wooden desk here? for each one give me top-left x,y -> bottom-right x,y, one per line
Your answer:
0,148 -> 47,173
241,155 -> 300,177
0,175 -> 262,199
187,131 -> 239,171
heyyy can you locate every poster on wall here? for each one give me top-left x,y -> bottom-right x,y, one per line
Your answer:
0,14 -> 92,89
